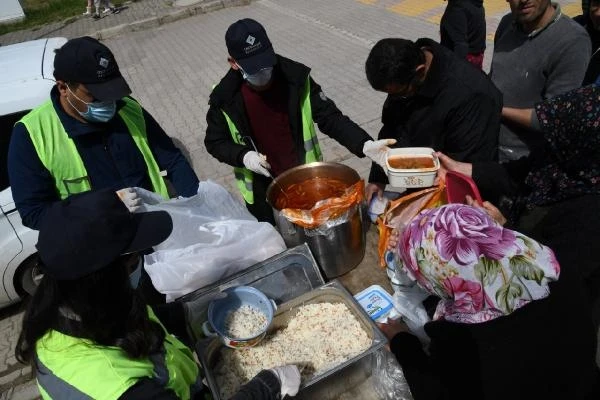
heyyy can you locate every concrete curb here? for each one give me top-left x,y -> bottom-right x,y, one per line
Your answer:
95,0 -> 251,40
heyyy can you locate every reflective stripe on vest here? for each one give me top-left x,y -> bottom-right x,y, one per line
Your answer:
35,307 -> 200,400
221,76 -> 323,204
20,98 -> 170,200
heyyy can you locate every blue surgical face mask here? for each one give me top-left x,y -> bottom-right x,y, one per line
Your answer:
67,85 -> 117,123
237,64 -> 274,87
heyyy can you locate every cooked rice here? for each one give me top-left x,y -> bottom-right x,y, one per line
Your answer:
224,305 -> 268,338
215,302 -> 371,398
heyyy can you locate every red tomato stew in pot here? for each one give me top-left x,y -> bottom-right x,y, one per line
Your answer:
275,177 -> 349,210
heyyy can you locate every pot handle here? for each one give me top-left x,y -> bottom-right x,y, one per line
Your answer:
202,321 -> 218,337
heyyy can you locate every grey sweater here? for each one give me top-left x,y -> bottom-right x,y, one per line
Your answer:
490,4 -> 591,162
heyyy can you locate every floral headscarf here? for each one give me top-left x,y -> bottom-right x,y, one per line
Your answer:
398,204 -> 560,324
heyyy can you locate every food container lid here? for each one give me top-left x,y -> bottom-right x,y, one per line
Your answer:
178,244 -> 325,341
354,284 -> 395,321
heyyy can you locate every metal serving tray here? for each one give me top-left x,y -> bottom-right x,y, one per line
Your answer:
197,280 -> 388,400
178,244 -> 325,341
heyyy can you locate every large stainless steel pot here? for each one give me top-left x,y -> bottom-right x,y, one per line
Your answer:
266,162 -> 367,278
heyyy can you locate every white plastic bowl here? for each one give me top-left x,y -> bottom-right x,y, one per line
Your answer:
385,147 -> 439,188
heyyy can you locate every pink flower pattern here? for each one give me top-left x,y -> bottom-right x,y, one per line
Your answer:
397,204 -> 561,323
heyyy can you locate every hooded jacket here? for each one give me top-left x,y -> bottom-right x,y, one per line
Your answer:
440,0 -> 486,57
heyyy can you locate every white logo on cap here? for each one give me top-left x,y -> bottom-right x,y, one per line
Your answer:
99,57 -> 109,68
246,35 -> 256,45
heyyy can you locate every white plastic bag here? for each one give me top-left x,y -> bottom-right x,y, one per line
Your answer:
385,249 -> 431,344
136,182 -> 287,302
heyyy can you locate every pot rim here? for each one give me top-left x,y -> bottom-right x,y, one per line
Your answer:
266,162 -> 361,209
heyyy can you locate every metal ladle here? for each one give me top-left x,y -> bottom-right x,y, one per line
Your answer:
243,136 -> 289,200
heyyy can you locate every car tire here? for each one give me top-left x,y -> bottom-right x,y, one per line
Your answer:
14,253 -> 43,297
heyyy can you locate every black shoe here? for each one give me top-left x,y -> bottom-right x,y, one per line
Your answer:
111,7 -> 121,14
93,13 -> 101,20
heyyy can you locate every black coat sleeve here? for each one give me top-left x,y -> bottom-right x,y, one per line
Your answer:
229,370 -> 281,400
7,122 -> 59,230
204,102 -> 249,168
142,108 -> 200,197
442,93 -> 500,163
472,157 -> 531,201
390,333 -> 449,400
308,76 -> 372,156
440,6 -> 469,58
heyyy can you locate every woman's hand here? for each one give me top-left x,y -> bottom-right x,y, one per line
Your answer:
365,183 -> 385,203
466,195 -> 507,226
377,318 -> 410,341
435,152 -> 473,181
387,228 -> 400,251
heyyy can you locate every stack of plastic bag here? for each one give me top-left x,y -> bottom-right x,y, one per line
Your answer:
135,181 -> 286,302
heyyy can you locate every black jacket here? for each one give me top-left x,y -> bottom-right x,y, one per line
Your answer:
205,55 -> 372,168
440,0 -> 486,57
574,14 -> 600,85
391,260 -> 600,400
369,38 -> 501,184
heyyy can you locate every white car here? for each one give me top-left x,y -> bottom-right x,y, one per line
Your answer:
0,37 -> 67,308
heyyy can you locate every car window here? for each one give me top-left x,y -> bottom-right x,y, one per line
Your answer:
0,111 -> 29,191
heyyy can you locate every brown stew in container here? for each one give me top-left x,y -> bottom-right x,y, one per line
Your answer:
387,155 -> 435,170
275,177 -> 349,210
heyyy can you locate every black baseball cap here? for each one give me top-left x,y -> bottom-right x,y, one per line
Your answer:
36,189 -> 173,281
225,19 -> 276,74
53,36 -> 132,101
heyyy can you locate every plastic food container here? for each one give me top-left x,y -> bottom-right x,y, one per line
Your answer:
354,285 -> 396,322
385,147 -> 439,188
202,286 -> 276,349
197,281 -> 388,400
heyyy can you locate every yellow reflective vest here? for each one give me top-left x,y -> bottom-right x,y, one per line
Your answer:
20,97 -> 170,200
221,77 -> 323,204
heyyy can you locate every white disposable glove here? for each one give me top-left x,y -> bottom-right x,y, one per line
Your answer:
243,151 -> 271,177
116,187 -> 142,212
363,139 -> 397,170
269,365 -> 301,398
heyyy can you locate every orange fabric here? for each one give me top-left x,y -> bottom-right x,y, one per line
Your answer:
376,182 -> 447,267
281,180 -> 364,229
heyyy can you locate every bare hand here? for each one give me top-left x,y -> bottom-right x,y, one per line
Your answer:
365,183 -> 385,203
466,195 -> 507,226
387,228 -> 400,251
435,152 -> 472,181
377,318 -> 410,341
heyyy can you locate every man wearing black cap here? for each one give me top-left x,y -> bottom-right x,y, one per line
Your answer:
8,36 -> 200,230
205,18 -> 395,224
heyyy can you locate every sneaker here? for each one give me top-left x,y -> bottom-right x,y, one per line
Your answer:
83,10 -> 92,16
93,13 -> 101,20
112,7 -> 121,14
102,8 -> 111,14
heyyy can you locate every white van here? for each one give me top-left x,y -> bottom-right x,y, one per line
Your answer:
0,37 -> 67,308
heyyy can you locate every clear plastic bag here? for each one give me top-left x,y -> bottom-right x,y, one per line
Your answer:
135,182 -> 287,302
372,348 -> 413,400
280,180 -> 364,229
